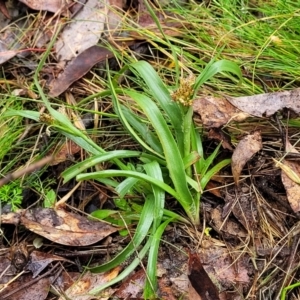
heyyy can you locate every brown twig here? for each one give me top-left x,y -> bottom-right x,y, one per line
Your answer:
0,156 -> 53,188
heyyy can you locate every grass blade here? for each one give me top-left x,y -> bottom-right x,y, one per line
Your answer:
125,90 -> 195,221
144,218 -> 173,298
62,150 -> 142,183
77,170 -> 179,200
89,194 -> 154,273
89,238 -> 152,295
129,61 -> 185,155
193,59 -> 243,96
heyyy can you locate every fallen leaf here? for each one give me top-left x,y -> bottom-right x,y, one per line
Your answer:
200,238 -> 251,288
227,88 -> 300,117
189,283 -> 202,300
27,250 -> 71,278
49,42 -> 138,97
205,181 -> 222,198
59,267 -> 121,300
272,139 -> 300,213
0,0 -> 10,19
113,268 -> 145,298
231,130 -> 262,185
188,252 -> 220,300
52,271 -> 80,293
54,0 -> 106,62
49,140 -> 81,165
193,95 -> 249,128
210,206 -> 247,238
1,211 -> 21,225
49,45 -> 115,97
20,208 -> 118,246
224,184 -> 258,231
208,128 -> 233,151
0,45 -> 18,65
158,276 -> 177,300
19,0 -> 69,14
106,0 -> 125,32
0,274 -> 50,300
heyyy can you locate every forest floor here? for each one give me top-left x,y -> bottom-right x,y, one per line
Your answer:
1,1 -> 300,299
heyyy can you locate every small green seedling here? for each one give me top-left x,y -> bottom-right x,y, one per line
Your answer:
0,180 -> 23,212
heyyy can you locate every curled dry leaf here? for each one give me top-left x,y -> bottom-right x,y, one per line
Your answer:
227,88 -> 300,117
280,159 -> 300,212
59,267 -> 121,300
193,95 -> 249,128
231,130 -> 262,185
20,208 -> 118,246
276,140 -> 300,213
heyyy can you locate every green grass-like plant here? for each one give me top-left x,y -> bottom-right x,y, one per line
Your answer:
5,50 -> 241,297
61,59 -> 241,297
3,15 -> 242,299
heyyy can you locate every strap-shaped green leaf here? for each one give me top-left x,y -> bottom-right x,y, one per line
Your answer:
125,90 -> 195,221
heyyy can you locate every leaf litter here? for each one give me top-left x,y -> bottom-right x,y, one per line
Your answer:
2,0 -> 300,299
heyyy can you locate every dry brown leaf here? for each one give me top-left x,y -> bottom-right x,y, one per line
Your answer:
210,207 -> 247,238
21,208 -> 118,246
188,252 -> 220,300
224,184 -> 258,231
158,276 -> 177,300
1,211 -> 21,225
19,0 -> 68,14
54,0 -> 106,62
231,130 -> 262,185
227,88 -> 300,117
49,140 -> 81,165
52,271 -> 80,294
188,283 -> 202,300
106,0 -> 125,32
274,139 -> 300,212
27,250 -> 71,278
208,128 -> 233,151
59,267 -> 121,300
200,238 -> 251,287
205,181 -> 222,198
0,43 -> 19,65
0,273 -> 50,300
113,268 -> 145,298
193,96 -> 249,128
49,45 -> 115,97
280,159 -> 300,212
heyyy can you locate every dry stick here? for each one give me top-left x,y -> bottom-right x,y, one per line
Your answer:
0,156 -> 53,188
0,262 -> 60,299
